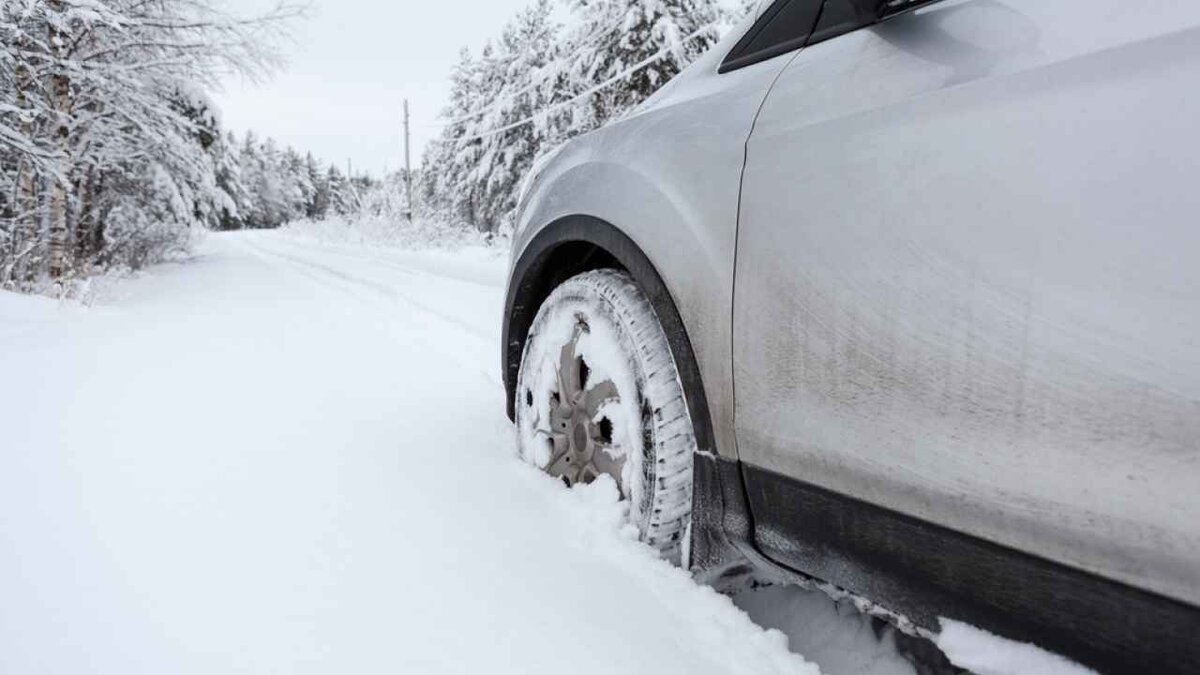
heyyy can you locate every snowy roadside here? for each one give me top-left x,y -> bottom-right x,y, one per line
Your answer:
1,230 -> 1099,675
279,215 -> 504,253
0,231 -> 816,675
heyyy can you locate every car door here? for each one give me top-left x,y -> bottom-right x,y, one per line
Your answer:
733,0 -> 1200,614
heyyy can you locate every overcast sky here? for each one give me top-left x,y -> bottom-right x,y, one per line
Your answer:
216,1 -> 744,177
215,0 -> 543,176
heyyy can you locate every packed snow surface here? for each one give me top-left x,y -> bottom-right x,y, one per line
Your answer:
1,230 -> 1109,675
0,231 -> 817,675
936,620 -> 1097,675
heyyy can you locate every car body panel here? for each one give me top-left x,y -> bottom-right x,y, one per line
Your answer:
510,14 -> 797,460
734,0 -> 1200,606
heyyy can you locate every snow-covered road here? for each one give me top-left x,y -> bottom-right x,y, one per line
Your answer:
1,231 -> 924,675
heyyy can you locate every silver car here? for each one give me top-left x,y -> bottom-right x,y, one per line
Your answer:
502,1 -> 1200,671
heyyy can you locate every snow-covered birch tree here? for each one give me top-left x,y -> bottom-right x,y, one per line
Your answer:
0,0 -> 299,289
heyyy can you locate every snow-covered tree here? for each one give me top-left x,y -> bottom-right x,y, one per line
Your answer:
0,0 -> 298,288
421,48 -> 485,227
563,0 -> 722,131
303,152 -> 327,218
324,164 -> 355,217
469,0 -> 564,233
419,0 -> 724,235
282,147 -> 313,219
204,131 -> 351,230
213,131 -> 249,231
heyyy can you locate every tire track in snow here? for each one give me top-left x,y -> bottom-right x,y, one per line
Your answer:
241,235 -> 494,342
260,236 -> 507,340
266,234 -> 503,290
232,235 -> 501,386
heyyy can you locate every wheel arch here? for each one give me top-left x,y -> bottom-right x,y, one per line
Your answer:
502,214 -> 717,457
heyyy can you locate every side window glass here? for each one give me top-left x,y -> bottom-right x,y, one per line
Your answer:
809,0 -> 943,45
807,0 -> 877,45
719,0 -> 824,73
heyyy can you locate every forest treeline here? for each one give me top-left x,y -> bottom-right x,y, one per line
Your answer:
0,0 -> 311,289
420,0 -> 736,234
1,0 -> 745,291
212,131 -> 368,232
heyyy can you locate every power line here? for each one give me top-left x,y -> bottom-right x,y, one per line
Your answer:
437,18 -> 628,128
442,20 -> 722,144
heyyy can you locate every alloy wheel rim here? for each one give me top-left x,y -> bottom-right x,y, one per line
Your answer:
534,315 -> 625,492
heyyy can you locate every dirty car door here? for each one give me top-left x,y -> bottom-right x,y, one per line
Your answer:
732,0 -> 1200,666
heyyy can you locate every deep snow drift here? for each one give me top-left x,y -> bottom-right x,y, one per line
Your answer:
0,231 -> 1089,675
0,231 -> 815,675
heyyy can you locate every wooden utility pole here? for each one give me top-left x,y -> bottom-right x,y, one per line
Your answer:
403,99 -> 413,221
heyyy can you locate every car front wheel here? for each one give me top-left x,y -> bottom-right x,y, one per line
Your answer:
515,269 -> 697,563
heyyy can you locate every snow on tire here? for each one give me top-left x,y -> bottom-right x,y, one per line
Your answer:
516,269 -> 697,564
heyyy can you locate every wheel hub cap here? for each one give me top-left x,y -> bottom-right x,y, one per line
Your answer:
537,317 -> 625,492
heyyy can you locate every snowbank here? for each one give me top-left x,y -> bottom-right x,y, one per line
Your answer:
937,620 -> 1097,675
0,231 -> 817,675
280,214 -> 502,251
0,286 -> 61,321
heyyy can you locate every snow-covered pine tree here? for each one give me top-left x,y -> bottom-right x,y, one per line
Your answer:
467,0 -> 562,234
236,131 -> 264,226
738,0 -> 762,17
282,147 -> 313,223
257,137 -> 291,228
213,131 -> 249,230
562,0 -> 723,132
324,164 -> 355,217
419,0 -> 725,235
304,152 -> 328,219
422,48 -> 486,227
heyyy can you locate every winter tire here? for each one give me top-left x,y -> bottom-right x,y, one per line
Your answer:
515,269 -> 697,563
